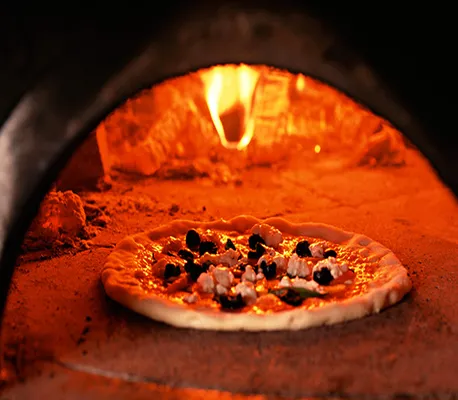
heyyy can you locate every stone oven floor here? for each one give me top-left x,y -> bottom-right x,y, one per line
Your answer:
1,151 -> 458,399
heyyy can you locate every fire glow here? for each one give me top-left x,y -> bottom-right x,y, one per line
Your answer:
92,64 -> 407,177
201,65 -> 260,151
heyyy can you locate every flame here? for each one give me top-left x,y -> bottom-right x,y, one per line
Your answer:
314,144 -> 321,154
201,65 -> 260,150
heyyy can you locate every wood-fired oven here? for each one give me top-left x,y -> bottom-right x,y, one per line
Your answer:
0,4 -> 457,399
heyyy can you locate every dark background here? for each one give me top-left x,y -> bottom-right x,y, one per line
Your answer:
0,4 -> 455,143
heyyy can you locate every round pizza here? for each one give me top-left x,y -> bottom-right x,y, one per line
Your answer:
101,216 -> 411,331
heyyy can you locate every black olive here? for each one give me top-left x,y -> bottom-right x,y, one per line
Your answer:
286,272 -> 295,279
248,234 -> 265,250
235,263 -> 247,271
199,241 -> 218,256
261,261 -> 277,279
186,229 -> 201,250
164,263 -> 181,279
258,260 -> 269,275
219,293 -> 245,310
313,267 -> 334,285
225,239 -> 236,251
295,240 -> 312,257
178,249 -> 194,261
184,261 -> 192,273
201,260 -> 213,271
184,261 -> 203,281
256,243 -> 266,256
276,288 -> 304,306
324,249 -> 337,258
247,243 -> 265,260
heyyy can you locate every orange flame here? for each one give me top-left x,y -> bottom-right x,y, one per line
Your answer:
201,65 -> 260,150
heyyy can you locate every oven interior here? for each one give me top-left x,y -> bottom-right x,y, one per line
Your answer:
1,64 -> 457,399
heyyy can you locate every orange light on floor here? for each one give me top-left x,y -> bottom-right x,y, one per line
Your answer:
200,65 -> 260,150
314,144 -> 321,154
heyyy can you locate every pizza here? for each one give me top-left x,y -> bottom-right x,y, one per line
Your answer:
101,216 -> 411,331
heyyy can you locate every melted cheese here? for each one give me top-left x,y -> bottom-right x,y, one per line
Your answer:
134,225 -> 379,313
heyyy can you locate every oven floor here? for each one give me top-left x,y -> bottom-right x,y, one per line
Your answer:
2,151 -> 458,399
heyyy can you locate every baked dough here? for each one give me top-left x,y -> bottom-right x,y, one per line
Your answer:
101,215 -> 411,331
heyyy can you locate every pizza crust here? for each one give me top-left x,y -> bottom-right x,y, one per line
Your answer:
101,215 -> 412,331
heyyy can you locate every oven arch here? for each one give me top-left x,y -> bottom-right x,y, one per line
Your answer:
0,4 -> 455,318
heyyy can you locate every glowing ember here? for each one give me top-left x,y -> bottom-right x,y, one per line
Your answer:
296,74 -> 306,92
201,65 -> 261,150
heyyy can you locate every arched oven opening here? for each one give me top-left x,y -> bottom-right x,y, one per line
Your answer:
0,5 -> 457,400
